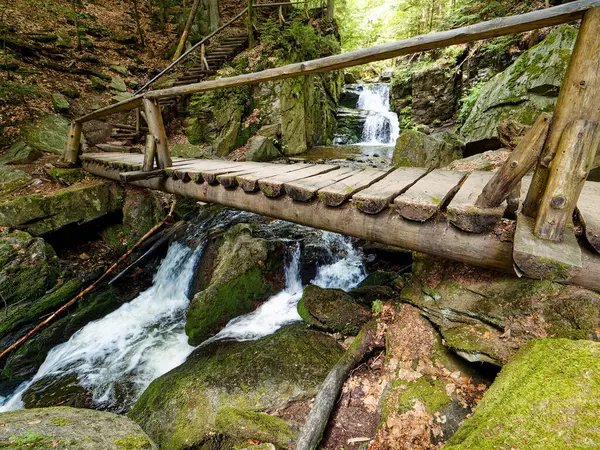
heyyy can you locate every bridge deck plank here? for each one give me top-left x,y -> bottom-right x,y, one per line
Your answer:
258,164 -> 340,198
284,167 -> 358,202
577,181 -> 600,253
395,169 -> 466,222
316,168 -> 394,207
447,171 -> 507,233
353,168 -> 428,215
198,162 -> 269,184
233,164 -> 313,191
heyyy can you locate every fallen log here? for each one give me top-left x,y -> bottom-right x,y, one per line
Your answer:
294,320 -> 381,450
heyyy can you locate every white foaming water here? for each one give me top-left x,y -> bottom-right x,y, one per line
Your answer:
0,243 -> 201,412
357,83 -> 400,145
205,232 -> 366,343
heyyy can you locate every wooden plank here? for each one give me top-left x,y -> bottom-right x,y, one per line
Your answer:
199,162 -> 266,184
394,169 -> 465,222
120,169 -> 166,183
284,167 -> 358,202
535,120 -> 600,241
258,164 -> 339,198
166,160 -> 244,182
448,171 -> 507,233
353,168 -> 427,215
228,164 -> 310,191
142,1 -> 599,103
577,181 -> 600,253
513,214 -> 582,281
317,168 -> 394,207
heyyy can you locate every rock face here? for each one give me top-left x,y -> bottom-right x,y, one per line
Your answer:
332,107 -> 367,145
411,65 -> 461,125
0,182 -> 124,236
339,83 -> 362,108
23,114 -> 70,155
185,223 -> 285,345
297,284 -> 371,335
460,27 -> 577,152
392,130 -> 463,168
0,165 -> 31,197
0,406 -> 156,449
245,135 -> 282,162
130,324 -> 343,450
402,254 -> 600,366
445,339 -> 600,449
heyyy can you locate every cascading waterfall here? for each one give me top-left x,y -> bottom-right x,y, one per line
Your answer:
0,224 -> 366,413
357,83 -> 400,145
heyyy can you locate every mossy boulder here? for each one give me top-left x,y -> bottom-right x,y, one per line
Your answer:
52,93 -> 70,113
185,223 -> 285,345
0,141 -> 42,165
0,165 -> 31,197
170,143 -> 212,159
393,130 -> 463,169
110,64 -> 129,76
22,113 -> 70,155
0,407 -> 156,449
110,76 -> 128,93
0,229 -> 60,313
245,135 -> 282,162
460,27 -> 577,153
89,75 -> 107,90
59,85 -> 79,99
332,107 -> 367,145
401,253 -> 600,366
129,324 -> 343,449
297,284 -> 371,335
48,168 -> 85,186
445,339 -> 600,450
0,182 -> 124,236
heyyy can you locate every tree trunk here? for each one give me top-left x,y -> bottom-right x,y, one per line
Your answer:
327,0 -> 334,21
173,0 -> 202,61
209,0 -> 220,32
132,0 -> 146,48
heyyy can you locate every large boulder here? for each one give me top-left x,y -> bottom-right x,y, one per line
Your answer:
0,182 -> 124,236
445,339 -> 600,449
185,223 -> 285,345
0,165 -> 31,198
0,406 -> 156,449
22,114 -> 71,155
170,143 -> 212,159
0,141 -> 42,165
460,27 -> 577,153
393,130 -> 463,168
130,324 -> 344,449
245,135 -> 282,162
401,254 -> 600,366
411,65 -> 461,125
297,284 -> 371,335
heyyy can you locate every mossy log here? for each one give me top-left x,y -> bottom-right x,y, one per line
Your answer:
294,320 -> 381,450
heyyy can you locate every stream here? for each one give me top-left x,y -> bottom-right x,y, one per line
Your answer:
0,211 -> 366,413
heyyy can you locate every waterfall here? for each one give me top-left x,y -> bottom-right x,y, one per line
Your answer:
357,83 -> 400,145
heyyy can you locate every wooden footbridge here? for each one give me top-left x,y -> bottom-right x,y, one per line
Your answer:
63,0 -> 600,292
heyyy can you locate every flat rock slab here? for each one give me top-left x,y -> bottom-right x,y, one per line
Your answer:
513,214 -> 582,281
353,168 -> 428,214
0,165 -> 32,198
448,170 -> 507,233
395,169 -> 465,222
577,181 -> 600,254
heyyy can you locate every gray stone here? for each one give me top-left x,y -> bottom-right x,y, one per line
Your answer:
393,130 -> 463,168
0,407 -> 156,449
411,64 -> 461,125
0,165 -> 32,197
0,141 -> 42,165
245,135 -> 281,162
23,114 -> 70,155
52,93 -> 70,113
460,27 -> 577,153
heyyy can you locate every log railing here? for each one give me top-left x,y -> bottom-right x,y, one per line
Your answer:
63,0 -> 600,251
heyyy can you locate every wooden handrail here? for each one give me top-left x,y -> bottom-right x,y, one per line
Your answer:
76,0 -> 600,123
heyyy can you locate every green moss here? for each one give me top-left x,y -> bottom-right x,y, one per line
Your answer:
446,339 -> 600,450
48,168 -> 85,186
49,417 -> 69,426
113,435 -> 153,449
395,376 -> 451,415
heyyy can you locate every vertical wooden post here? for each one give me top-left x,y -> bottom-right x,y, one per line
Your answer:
201,43 -> 209,71
247,0 -> 255,49
135,108 -> 141,135
173,0 -> 202,61
62,121 -> 82,165
523,6 -> 600,217
143,134 -> 157,172
142,98 -> 172,169
327,0 -> 334,21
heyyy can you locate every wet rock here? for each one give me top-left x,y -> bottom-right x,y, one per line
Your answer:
393,130 -> 463,168
0,406 -> 156,449
22,374 -> 93,409
371,304 -> 488,449
445,339 -> 600,449
171,143 -> 211,159
461,27 -> 577,153
349,285 -> 396,307
0,182 -> 124,236
344,72 -> 358,84
0,141 -> 42,165
47,168 -> 84,186
297,284 -> 371,335
110,76 -> 128,93
0,165 -> 32,197
411,64 -> 461,125
402,253 -> 600,366
130,324 -> 343,449
23,113 -> 70,155
52,93 -> 70,114
186,223 -> 285,345
339,83 -> 363,109
245,135 -> 282,162
333,107 -> 367,145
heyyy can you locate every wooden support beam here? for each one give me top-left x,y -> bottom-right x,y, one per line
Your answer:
247,0 -> 255,49
120,169 -> 166,183
142,98 -> 172,169
476,113 -> 551,208
534,120 -> 600,241
523,6 -> 600,217
62,122 -> 83,165
143,134 -> 157,172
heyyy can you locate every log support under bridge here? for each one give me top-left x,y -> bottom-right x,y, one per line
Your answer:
83,160 -> 600,292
